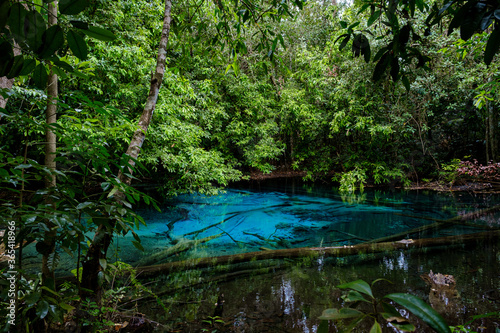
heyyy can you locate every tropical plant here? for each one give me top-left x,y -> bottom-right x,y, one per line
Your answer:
318,279 -> 451,333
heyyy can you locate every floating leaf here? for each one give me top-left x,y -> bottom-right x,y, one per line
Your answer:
70,20 -> 89,30
0,1 -> 10,29
132,240 -> 144,251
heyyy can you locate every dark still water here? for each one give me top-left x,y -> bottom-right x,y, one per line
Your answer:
123,181 -> 500,332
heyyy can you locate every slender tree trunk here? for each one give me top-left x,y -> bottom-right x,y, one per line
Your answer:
40,1 -> 58,295
80,0 -> 172,302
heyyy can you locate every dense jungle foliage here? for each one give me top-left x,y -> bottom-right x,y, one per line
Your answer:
0,0 -> 499,331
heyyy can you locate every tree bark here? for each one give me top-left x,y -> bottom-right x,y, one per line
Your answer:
40,1 -> 58,295
80,0 -> 172,302
135,230 -> 500,278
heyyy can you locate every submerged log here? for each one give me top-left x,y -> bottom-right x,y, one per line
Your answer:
136,229 -> 500,278
136,233 -> 222,266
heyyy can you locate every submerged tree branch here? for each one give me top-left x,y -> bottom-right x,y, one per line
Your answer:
135,230 -> 500,278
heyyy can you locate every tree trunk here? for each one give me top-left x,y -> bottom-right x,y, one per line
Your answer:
135,230 -> 500,278
80,0 -> 172,303
40,1 -> 58,295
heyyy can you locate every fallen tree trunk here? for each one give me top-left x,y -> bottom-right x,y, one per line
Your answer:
136,229 -> 500,278
136,233 -> 222,266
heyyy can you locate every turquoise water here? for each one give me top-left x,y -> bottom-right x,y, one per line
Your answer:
115,181 -> 500,265
129,181 -> 500,332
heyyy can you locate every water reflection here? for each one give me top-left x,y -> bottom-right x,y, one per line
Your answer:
148,241 -> 499,332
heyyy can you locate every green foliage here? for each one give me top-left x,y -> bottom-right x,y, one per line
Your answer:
319,279 -> 451,333
0,0 -> 116,82
0,273 -> 78,332
336,0 -> 500,83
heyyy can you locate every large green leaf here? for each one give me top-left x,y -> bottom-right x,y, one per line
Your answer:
33,63 -> 48,90
343,290 -> 371,303
0,0 -> 10,30
337,279 -> 373,298
381,302 -> 416,332
367,10 -> 382,27
24,9 -> 46,51
39,25 -> 64,58
19,58 -> 36,76
318,308 -> 364,320
485,27 -> 500,66
80,26 -> 116,41
67,29 -> 87,60
7,55 -> 24,78
385,293 -> 451,333
59,0 -> 89,15
370,321 -> 382,333
36,300 -> 49,319
7,3 -> 28,41
0,41 -> 14,77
